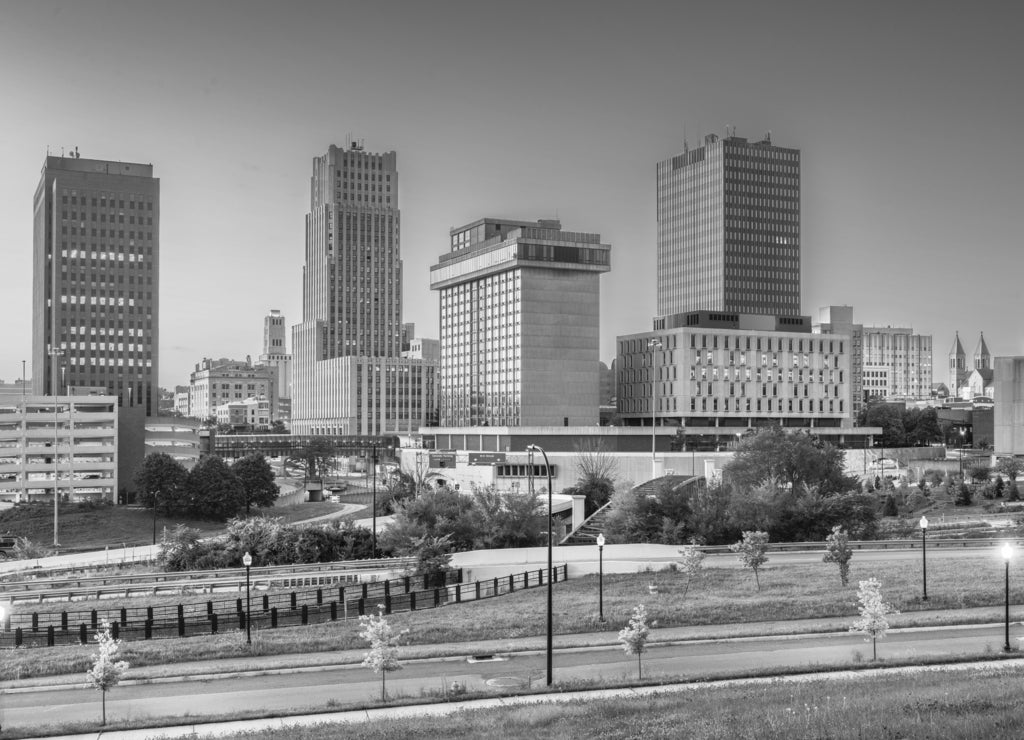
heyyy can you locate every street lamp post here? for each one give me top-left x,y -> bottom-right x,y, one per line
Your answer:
527,443 -> 554,686
1003,543 -> 1012,652
242,551 -> 253,645
371,444 -> 379,558
919,515 -> 928,601
49,347 -> 64,548
596,533 -> 605,622
959,428 -> 967,481
649,339 -> 662,481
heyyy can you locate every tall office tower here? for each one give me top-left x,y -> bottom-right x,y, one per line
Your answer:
656,132 -> 800,318
862,326 -> 933,400
302,142 -> 400,358
32,153 -> 159,416
430,218 -> 611,427
258,309 -> 292,421
292,143 -> 437,436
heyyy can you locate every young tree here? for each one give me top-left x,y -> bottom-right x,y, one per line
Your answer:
359,605 -> 408,702
850,578 -> 899,660
823,525 -> 853,586
729,530 -> 770,591
955,481 -> 974,507
882,494 -> 898,517
617,603 -> 653,680
86,619 -> 129,726
996,457 -> 1023,483
1009,480 -> 1021,502
968,463 -> 992,484
677,544 -> 706,599
231,453 -> 280,515
994,476 -> 1005,498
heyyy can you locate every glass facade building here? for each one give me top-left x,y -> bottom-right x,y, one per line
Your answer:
657,134 -> 800,318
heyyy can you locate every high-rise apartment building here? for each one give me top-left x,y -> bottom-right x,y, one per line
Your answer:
430,218 -> 611,427
291,142 -> 437,435
32,153 -> 160,415
656,133 -> 800,318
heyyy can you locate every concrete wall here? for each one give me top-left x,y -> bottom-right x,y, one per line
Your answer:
451,543 -> 685,581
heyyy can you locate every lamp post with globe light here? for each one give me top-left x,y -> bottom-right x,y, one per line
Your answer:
596,533 -> 606,622
526,443 -> 554,686
242,551 -> 253,645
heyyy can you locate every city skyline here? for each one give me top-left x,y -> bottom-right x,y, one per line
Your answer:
1,1 -> 1022,389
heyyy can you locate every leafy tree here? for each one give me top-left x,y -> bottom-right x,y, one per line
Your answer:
994,476 -> 1005,498
409,534 -> 454,582
359,605 -> 408,702
617,603 -> 653,680
677,544 -> 705,599
858,404 -> 906,447
472,485 -> 545,549
379,486 -> 479,553
996,457 -> 1023,482
604,478 -> 695,545
882,494 -> 898,517
134,452 -> 188,515
231,453 -> 280,515
723,427 -> 858,496
850,578 -> 899,660
186,455 -> 245,520
86,619 -> 129,726
968,463 -> 992,484
823,525 -> 853,586
377,471 -> 418,515
268,420 -> 288,434
1008,479 -> 1021,502
730,530 -> 770,591
687,479 -> 734,545
13,537 -> 53,560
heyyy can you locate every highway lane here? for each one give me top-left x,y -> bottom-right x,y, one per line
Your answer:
2,623 -> 1018,732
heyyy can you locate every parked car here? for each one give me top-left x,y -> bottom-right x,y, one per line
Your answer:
0,535 -> 18,559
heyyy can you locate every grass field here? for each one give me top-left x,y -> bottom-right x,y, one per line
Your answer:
0,499 -> 355,551
2,549 -> 1020,682
197,664 -> 1024,740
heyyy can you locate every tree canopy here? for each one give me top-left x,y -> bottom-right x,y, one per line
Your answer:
723,427 -> 858,495
231,453 -> 280,515
133,453 -> 188,514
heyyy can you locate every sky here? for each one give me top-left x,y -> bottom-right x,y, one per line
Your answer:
1,0 -> 1021,390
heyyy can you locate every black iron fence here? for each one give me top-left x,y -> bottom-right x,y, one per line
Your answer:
0,564 -> 568,648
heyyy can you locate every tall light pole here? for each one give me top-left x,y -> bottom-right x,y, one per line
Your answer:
649,338 -> 662,481
242,551 -> 253,645
49,347 -> 64,547
959,428 -> 967,481
371,443 -> 379,558
919,515 -> 928,601
596,533 -> 605,622
152,488 -> 160,546
526,443 -> 554,686
1002,543 -> 1012,652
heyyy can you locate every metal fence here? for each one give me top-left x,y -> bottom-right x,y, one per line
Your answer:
0,564 -> 568,648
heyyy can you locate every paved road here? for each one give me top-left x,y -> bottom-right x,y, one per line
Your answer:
3,622 -> 1017,731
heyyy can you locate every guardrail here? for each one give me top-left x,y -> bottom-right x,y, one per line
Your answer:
0,564 -> 569,649
0,557 -> 418,599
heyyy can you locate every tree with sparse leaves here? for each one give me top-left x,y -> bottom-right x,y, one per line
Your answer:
85,619 -> 129,726
996,457 -> 1023,483
850,577 -> 899,660
730,530 -> 770,591
677,544 -> 706,599
359,605 -> 408,702
617,603 -> 653,680
823,525 -> 853,586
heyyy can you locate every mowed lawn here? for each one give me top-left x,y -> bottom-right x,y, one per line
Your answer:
3,548 -> 1021,681
201,664 -> 1024,740
0,500 -> 352,551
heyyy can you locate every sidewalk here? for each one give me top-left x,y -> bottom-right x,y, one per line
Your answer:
4,603 -> 1018,693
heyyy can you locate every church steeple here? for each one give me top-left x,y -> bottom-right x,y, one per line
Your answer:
973,332 -> 991,371
949,331 -> 967,390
